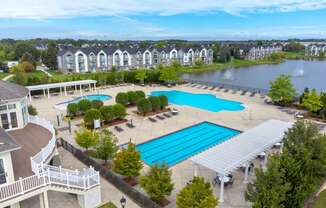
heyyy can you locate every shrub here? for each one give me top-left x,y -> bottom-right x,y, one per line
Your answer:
148,96 -> 161,112
75,127 -> 99,151
268,74 -> 296,106
176,177 -> 218,208
115,92 -> 128,106
112,104 -> 126,119
21,61 -> 35,72
140,163 -> 174,203
84,109 -> 102,127
158,95 -> 168,109
135,90 -> 146,99
28,105 -> 38,116
100,105 -> 115,122
91,100 -> 104,109
137,98 -> 152,115
113,142 -> 143,179
78,99 -> 92,113
127,91 -> 139,105
67,103 -> 79,116
15,71 -> 27,85
96,129 -> 118,164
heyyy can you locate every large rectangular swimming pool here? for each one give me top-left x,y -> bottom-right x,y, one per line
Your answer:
136,122 -> 240,167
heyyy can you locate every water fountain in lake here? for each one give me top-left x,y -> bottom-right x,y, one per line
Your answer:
293,68 -> 305,77
223,70 -> 234,80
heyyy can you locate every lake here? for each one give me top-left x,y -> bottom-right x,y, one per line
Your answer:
181,60 -> 326,93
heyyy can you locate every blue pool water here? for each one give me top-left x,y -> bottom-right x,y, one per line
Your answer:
59,94 -> 112,105
150,90 -> 244,112
136,122 -> 240,167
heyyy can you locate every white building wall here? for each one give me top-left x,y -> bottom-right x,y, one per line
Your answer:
0,151 -> 16,183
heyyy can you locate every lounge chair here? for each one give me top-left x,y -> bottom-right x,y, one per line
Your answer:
163,113 -> 171,118
210,86 -> 216,90
224,88 -> 229,92
114,126 -> 124,132
241,90 -> 247,95
171,108 -> 179,115
156,115 -> 165,120
148,117 -> 157,122
204,86 -> 209,89
250,92 -> 256,97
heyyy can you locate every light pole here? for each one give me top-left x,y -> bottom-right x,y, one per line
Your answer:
120,196 -> 126,208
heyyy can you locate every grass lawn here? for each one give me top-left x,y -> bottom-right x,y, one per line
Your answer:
313,190 -> 326,208
98,202 -> 117,208
0,72 -> 11,79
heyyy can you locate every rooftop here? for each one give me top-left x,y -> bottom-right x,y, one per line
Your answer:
0,128 -> 20,154
0,80 -> 29,100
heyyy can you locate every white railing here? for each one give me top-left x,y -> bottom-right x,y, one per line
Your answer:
0,166 -> 99,202
0,116 -> 101,204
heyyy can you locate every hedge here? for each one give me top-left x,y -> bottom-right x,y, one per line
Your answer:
100,106 -> 115,123
67,103 -> 79,116
115,92 -> 128,106
137,98 -> 152,115
84,108 -> 102,127
78,99 -> 92,113
158,95 -> 168,109
148,96 -> 161,112
91,100 -> 104,109
112,104 -> 127,119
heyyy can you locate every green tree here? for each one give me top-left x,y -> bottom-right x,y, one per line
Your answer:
14,42 -> 40,61
159,67 -> 179,84
135,90 -> 146,99
320,92 -> 326,108
91,100 -> 104,109
100,105 -> 115,123
158,95 -> 168,109
115,92 -> 128,106
319,51 -> 325,59
284,41 -> 305,52
301,89 -> 323,113
245,156 -> 290,208
176,177 -> 218,208
41,41 -> 58,69
84,109 -> 102,128
15,71 -> 27,85
299,87 -> 310,104
28,105 -> 38,116
126,91 -> 139,105
194,59 -> 204,68
140,164 -> 174,203
148,96 -> 161,112
137,98 -> 152,115
135,69 -> 148,84
96,129 -> 118,164
75,128 -> 99,151
78,99 -> 92,113
67,103 -> 79,116
112,104 -> 126,119
268,74 -> 296,106
113,142 -> 143,179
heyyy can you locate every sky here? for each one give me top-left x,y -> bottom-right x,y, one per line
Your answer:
0,0 -> 326,40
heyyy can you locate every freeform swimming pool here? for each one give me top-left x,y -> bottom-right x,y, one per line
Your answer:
136,122 -> 240,167
150,90 -> 244,112
58,94 -> 112,105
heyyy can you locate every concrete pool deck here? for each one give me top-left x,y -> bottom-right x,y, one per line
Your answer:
31,83 -> 296,207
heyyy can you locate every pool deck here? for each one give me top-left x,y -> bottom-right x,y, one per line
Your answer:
31,83 -> 296,208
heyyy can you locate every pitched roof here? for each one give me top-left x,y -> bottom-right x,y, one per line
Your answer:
0,128 -> 20,153
0,80 -> 29,100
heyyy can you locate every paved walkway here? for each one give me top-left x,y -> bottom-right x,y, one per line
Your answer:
2,74 -> 13,80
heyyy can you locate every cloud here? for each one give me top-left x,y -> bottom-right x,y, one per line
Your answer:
1,0 -> 326,19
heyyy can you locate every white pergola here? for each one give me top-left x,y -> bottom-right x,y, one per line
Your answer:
27,80 -> 97,101
190,119 -> 293,203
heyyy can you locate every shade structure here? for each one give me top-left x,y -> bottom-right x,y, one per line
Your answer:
191,119 -> 293,177
26,80 -> 97,91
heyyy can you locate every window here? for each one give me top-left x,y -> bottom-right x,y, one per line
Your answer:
10,112 -> 18,128
153,52 -> 158,64
8,104 -> 16,110
1,114 -> 9,129
0,159 -> 6,184
123,52 -> 129,66
0,105 -> 7,111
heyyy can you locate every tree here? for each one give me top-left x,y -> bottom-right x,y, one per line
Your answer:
320,92 -> 326,108
21,61 -> 35,72
14,42 -> 40,61
194,59 -> 204,68
78,99 -> 92,113
135,69 -> 148,84
112,104 -> 126,119
91,100 -> 104,109
100,105 -> 115,123
148,96 -> 161,112
268,74 -> 296,106
284,41 -> 305,52
28,105 -> 38,116
135,90 -> 146,99
41,41 -> 58,69
15,70 -> 27,85
67,103 -> 79,116
137,98 -> 152,115
159,67 -> 179,84
301,89 -> 323,113
96,129 -> 118,164
245,156 -> 290,208
319,51 -> 325,59
158,95 -> 168,109
113,142 -> 143,179
299,87 -> 310,104
115,92 -> 128,106
140,164 -> 174,203
75,128 -> 99,151
176,177 -> 218,208
84,109 -> 102,128
126,91 -> 139,105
